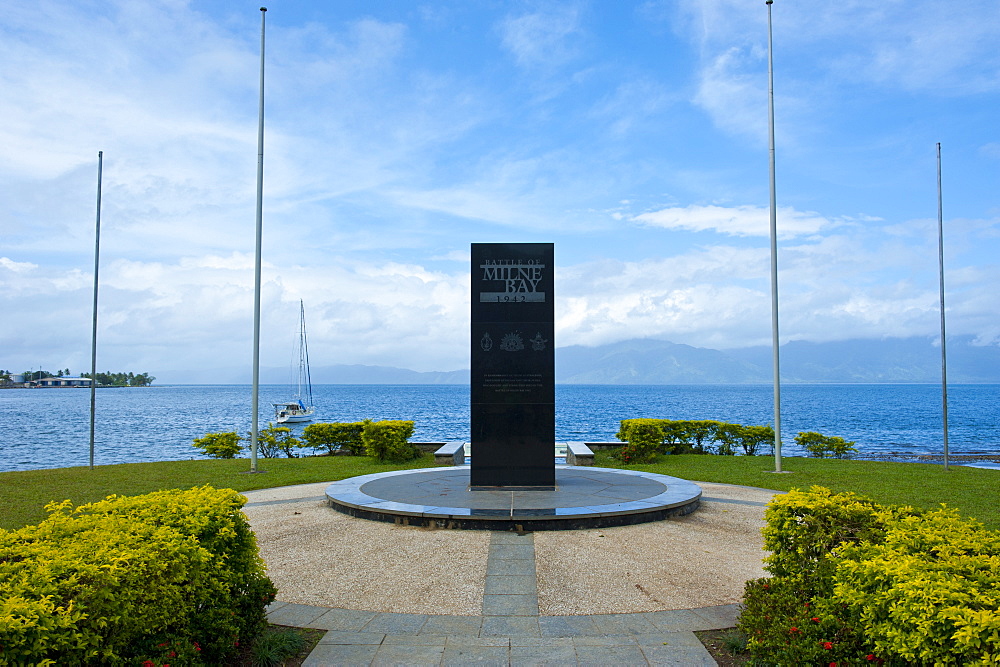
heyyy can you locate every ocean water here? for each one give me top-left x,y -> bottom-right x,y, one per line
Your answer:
1,384 -> 998,473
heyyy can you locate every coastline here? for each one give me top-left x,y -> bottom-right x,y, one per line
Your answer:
853,452 -> 1000,465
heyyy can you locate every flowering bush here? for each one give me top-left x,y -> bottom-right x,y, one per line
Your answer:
739,577 -> 864,665
739,486 -> 1000,665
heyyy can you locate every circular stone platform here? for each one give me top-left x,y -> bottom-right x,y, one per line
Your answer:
325,465 -> 701,531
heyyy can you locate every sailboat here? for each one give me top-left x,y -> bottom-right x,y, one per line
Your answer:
273,300 -> 315,423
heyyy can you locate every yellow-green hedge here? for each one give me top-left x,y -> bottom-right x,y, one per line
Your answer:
0,486 -> 276,665
739,486 -> 1000,665
303,421 -> 366,455
362,419 -> 418,462
835,508 -> 1000,664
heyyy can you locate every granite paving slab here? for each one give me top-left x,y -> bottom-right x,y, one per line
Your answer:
302,643 -> 379,666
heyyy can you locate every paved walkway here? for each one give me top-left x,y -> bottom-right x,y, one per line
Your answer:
256,486 -> 766,665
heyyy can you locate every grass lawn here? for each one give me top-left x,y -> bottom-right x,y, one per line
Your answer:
0,454 -> 440,531
594,450 -> 1000,529
1,452 -> 997,531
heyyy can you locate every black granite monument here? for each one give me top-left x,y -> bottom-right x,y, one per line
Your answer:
470,243 -> 555,488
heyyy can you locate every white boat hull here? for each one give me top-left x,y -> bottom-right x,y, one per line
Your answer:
277,412 -> 313,423
273,403 -> 315,424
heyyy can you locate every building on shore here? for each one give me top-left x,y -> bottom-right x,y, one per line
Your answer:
33,376 -> 94,388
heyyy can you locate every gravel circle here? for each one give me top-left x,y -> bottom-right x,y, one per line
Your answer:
243,480 -> 777,615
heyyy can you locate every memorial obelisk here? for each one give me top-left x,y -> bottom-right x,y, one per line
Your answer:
470,243 -> 555,488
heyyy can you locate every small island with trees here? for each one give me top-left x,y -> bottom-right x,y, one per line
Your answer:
0,369 -> 156,388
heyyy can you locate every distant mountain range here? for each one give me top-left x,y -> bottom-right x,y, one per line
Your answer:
158,363 -> 466,385
556,336 -> 1000,384
157,336 -> 1000,384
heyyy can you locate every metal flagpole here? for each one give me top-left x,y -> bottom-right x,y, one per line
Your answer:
937,143 -> 949,471
766,0 -> 783,472
250,6 -> 267,473
89,151 -> 103,470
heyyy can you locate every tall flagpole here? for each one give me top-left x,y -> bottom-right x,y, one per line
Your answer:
250,6 -> 267,473
89,151 -> 103,470
766,0 -> 783,472
937,143 -> 949,471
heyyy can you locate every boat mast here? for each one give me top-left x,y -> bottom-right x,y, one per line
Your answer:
299,299 -> 313,407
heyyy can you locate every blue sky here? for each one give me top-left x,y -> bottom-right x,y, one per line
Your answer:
2,0 -> 999,377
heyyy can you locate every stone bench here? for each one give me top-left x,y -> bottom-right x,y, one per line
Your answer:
413,442 -> 446,454
434,441 -> 466,466
565,441 -> 594,466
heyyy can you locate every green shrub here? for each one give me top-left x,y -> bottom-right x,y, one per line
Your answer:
0,486 -> 276,665
712,422 -> 741,456
193,431 -> 242,459
245,423 -> 304,458
614,419 -> 664,463
739,486 -> 1000,665
738,425 -> 774,456
660,420 -> 696,454
660,420 -> 727,454
615,418 -> 772,458
303,421 -> 366,455
761,486 -> 913,592
795,430 -> 858,458
362,420 -> 419,462
686,420 -> 723,454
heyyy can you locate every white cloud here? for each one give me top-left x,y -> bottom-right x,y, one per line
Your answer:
555,249 -> 773,348
4,205 -> 998,373
0,259 -> 88,297
498,5 -> 584,71
552,215 -> 1000,351
0,257 -> 37,273
692,46 -> 767,143
633,204 -> 846,238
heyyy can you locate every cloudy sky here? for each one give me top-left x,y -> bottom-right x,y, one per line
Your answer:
3,0 -> 999,379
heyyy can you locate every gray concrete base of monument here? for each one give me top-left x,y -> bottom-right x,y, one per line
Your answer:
325,465 -> 701,531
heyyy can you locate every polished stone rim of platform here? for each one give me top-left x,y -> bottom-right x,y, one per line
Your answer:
325,465 -> 702,530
